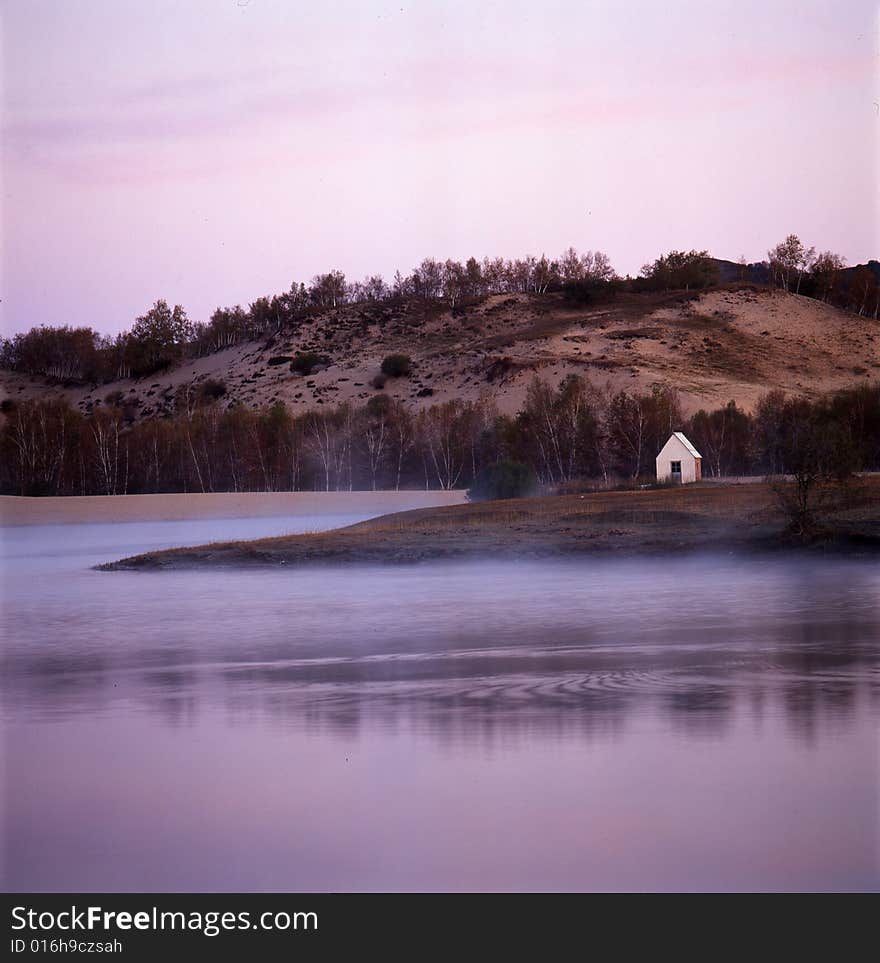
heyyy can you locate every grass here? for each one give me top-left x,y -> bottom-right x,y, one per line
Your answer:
97,478 -> 880,571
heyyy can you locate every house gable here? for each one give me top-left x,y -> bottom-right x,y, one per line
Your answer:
656,434 -> 700,464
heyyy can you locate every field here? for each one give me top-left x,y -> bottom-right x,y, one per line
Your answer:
100,477 -> 880,570
0,490 -> 463,526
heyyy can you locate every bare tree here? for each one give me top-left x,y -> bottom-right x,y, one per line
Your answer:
90,408 -> 126,495
605,391 -> 647,480
416,400 -> 483,490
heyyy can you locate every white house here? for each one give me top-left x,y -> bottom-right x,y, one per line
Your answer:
656,432 -> 702,484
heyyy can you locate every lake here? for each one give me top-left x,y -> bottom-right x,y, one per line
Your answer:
2,497 -> 879,892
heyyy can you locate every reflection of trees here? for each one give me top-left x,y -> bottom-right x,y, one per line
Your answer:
219,661 -> 637,747
1,652 -> 112,717
4,614 -> 876,749
782,679 -> 858,745
138,668 -> 199,728
663,686 -> 734,736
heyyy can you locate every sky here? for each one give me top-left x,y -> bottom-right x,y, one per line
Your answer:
1,0 -> 877,336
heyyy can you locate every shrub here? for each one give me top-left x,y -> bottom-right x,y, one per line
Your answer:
104,390 -> 126,407
366,393 -> 392,416
199,378 -> 227,401
467,460 -> 536,501
290,352 -> 327,375
381,353 -> 412,377
371,373 -> 387,390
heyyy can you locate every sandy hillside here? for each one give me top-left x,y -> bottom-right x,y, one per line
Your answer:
2,286 -> 877,420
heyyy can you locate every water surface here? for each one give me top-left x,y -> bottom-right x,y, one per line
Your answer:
2,507 -> 879,891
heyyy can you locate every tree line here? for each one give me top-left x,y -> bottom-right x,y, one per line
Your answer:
2,378 -> 878,497
0,247 -> 616,383
765,234 -> 879,316
3,235 -> 874,386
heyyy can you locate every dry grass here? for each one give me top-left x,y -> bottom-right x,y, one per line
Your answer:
99,478 -> 880,570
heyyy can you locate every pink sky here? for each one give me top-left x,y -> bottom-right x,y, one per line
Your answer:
1,0 -> 877,336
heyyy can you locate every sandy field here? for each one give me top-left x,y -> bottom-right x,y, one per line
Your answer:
0,490 -> 466,526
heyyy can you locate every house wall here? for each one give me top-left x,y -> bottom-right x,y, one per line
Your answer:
655,436 -> 701,484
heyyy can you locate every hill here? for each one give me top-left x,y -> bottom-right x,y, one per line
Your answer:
2,285 -> 878,421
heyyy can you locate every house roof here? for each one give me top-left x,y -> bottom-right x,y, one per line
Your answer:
672,431 -> 702,459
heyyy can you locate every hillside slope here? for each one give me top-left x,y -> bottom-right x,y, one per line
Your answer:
2,286 -> 878,420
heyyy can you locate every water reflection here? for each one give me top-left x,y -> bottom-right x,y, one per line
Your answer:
5,573 -> 878,747
2,516 -> 879,891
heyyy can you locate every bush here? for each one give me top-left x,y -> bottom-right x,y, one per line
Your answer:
290,352 -> 327,375
199,378 -> 227,401
381,353 -> 412,378
366,393 -> 392,417
371,374 -> 387,390
467,460 -> 536,501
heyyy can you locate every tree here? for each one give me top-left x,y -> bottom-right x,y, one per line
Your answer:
559,247 -> 583,283
810,251 -> 846,303
0,325 -> 105,382
416,400 -> 486,490
284,281 -> 310,314
387,398 -> 415,491
411,258 -> 444,302
442,259 -> 467,307
518,376 -> 601,483
199,305 -> 248,352
531,255 -> 559,294
127,300 -> 191,376
89,407 -> 128,495
824,384 -> 880,472
468,460 -> 536,501
2,398 -> 83,495
305,405 -> 353,491
605,391 -> 647,479
688,401 -> 751,477
768,401 -> 857,536
309,271 -> 348,309
464,257 -> 483,298
360,275 -> 389,302
767,234 -> 816,294
848,266 -> 879,318
481,256 -> 509,294
357,396 -> 391,490
640,250 -> 718,291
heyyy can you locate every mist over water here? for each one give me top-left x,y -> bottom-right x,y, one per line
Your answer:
2,508 -> 879,891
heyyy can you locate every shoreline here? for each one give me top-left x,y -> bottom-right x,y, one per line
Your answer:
96,482 -> 880,571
